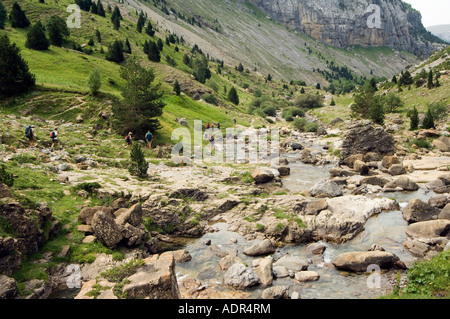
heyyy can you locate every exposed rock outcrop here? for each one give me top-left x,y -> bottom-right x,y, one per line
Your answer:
249,0 -> 445,57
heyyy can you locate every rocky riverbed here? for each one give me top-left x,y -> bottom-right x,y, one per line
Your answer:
1,119 -> 449,299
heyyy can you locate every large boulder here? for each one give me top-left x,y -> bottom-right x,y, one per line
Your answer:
79,206 -> 113,225
251,168 -> 275,184
439,204 -> 450,220
305,195 -> 398,243
254,257 -> 274,286
0,237 -> 21,276
121,253 -> 181,299
90,211 -> 123,249
340,123 -> 395,165
0,202 -> 45,255
432,136 -> 450,152
384,176 -> 419,192
332,251 -> 405,272
0,275 -> 18,299
261,286 -> 289,299
223,263 -> 260,289
272,254 -> 308,272
309,180 -> 343,198
243,239 -> 276,256
405,220 -> 450,240
402,199 -> 441,223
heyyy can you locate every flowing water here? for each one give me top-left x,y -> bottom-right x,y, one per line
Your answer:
53,137 -> 433,299
174,141 -> 434,299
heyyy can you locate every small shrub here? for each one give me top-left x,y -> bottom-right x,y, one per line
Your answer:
0,165 -> 14,187
129,143 -> 149,178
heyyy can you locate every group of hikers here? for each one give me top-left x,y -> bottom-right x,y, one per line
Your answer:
25,125 -> 60,151
25,118 -> 237,152
125,130 -> 153,150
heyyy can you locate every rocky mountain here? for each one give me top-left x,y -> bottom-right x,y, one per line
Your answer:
427,25 -> 450,44
131,0 -> 421,85
248,0 -> 446,58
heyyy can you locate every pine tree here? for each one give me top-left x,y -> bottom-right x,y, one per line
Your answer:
129,143 -> 149,178
112,14 -> 120,30
427,70 -> 434,89
173,79 -> 181,96
47,15 -> 70,47
422,108 -> 435,129
409,107 -> 419,131
9,2 -> 30,28
137,13 -> 146,33
91,1 -> 97,14
145,21 -> 155,36
0,34 -> 36,96
143,40 -> 149,54
106,40 -> 124,63
25,21 -> 49,51
112,56 -> 165,137
156,38 -> 164,51
88,69 -> 101,96
0,0 -> 7,29
300,87 -> 305,94
147,41 -> 160,62
97,0 -> 105,17
96,29 -> 101,43
228,87 -> 239,105
124,38 -> 132,54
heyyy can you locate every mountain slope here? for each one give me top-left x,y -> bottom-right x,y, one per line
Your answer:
129,0 -> 420,84
248,0 -> 446,57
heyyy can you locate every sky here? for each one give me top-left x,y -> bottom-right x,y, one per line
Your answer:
402,0 -> 450,27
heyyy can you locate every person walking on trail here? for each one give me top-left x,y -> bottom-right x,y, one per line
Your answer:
233,119 -> 237,127
125,132 -> 133,148
145,130 -> 153,149
209,134 -> 215,152
25,125 -> 35,147
217,122 -> 221,130
50,128 -> 60,151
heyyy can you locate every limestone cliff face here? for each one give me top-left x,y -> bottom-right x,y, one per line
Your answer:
248,0 -> 444,57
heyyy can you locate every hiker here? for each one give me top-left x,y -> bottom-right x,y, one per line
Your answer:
209,134 -> 215,152
206,122 -> 210,130
145,130 -> 153,149
233,119 -> 237,127
217,122 -> 221,130
125,132 -> 133,148
25,125 -> 35,147
50,128 -> 60,151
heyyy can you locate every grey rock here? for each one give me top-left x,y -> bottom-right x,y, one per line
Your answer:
261,286 -> 289,299
243,239 -> 276,256
402,199 -> 441,223
309,180 -> 342,198
223,263 -> 260,289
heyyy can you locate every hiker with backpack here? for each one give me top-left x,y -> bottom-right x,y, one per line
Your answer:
25,125 -> 35,147
125,132 -> 133,148
50,128 -> 60,151
145,130 -> 153,149
209,134 -> 215,152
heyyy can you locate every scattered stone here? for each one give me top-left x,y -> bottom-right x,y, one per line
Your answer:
223,263 -> 260,289
272,254 -> 308,272
385,176 -> 419,192
332,251 -> 405,272
261,286 -> 289,299
402,199 -> 441,223
251,168 -> 275,184
305,242 -> 326,255
294,271 -> 320,282
309,180 -> 342,198
243,239 -> 276,256
439,204 -> 450,220
254,257 -> 273,286
388,164 -> 406,176
405,220 -> 450,239
291,142 -> 303,151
